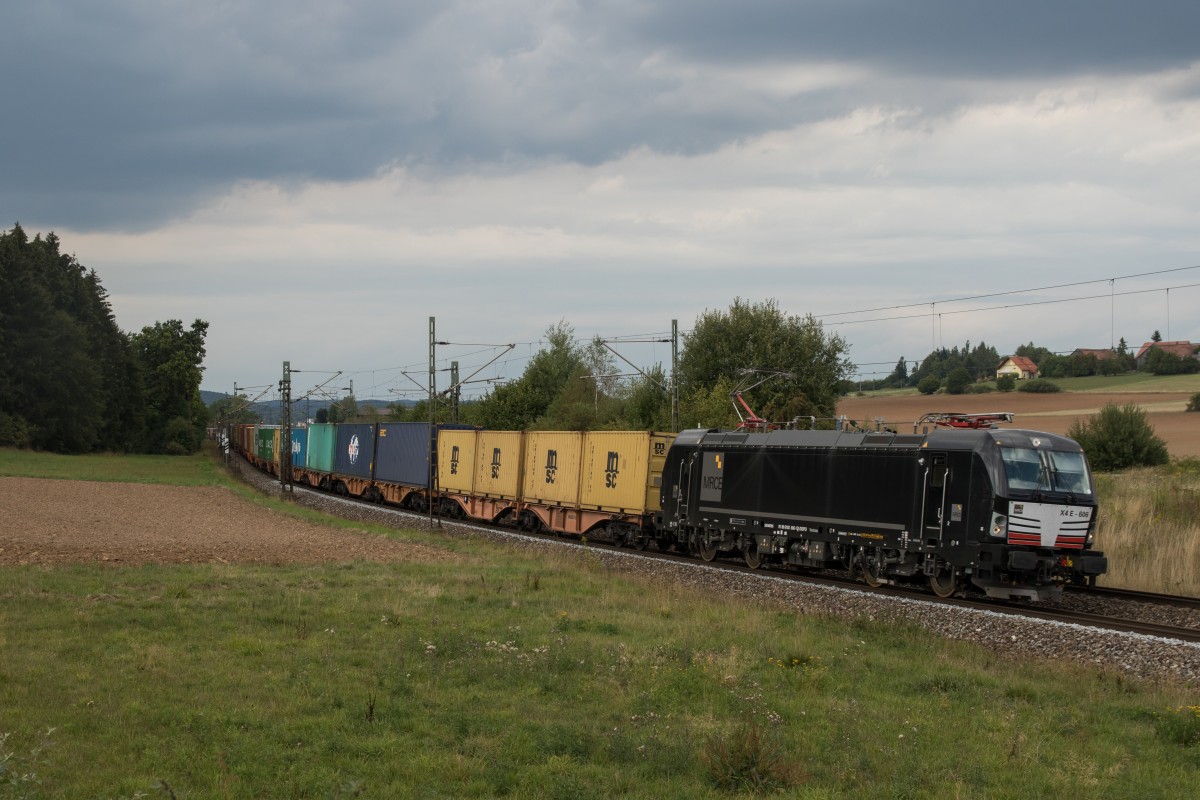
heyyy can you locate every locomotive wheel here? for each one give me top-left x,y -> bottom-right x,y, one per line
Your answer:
860,548 -> 886,588
698,540 -> 719,562
632,534 -> 648,551
743,541 -> 763,570
929,566 -> 959,598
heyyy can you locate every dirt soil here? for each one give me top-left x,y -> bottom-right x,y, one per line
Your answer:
0,477 -> 450,567
838,391 -> 1200,457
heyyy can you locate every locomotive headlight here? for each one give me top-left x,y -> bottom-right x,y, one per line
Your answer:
991,515 -> 1007,538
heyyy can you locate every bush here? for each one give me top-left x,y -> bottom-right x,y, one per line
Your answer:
917,376 -> 941,395
702,719 -> 807,792
1187,393 -> 1200,412
967,384 -> 994,394
1144,348 -> 1200,375
0,411 -> 32,448
945,368 -> 971,395
1067,403 -> 1170,471
1017,379 -> 1061,393
996,374 -> 1016,392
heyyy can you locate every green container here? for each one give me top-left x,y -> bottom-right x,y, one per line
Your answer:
255,426 -> 280,465
306,423 -> 336,473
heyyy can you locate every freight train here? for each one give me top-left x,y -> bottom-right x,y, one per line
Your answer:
227,414 -> 1107,602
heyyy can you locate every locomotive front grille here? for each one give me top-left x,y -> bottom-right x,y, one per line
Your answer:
1007,500 -> 1092,549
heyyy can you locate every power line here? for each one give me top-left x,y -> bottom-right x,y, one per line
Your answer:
823,281 -> 1200,327
816,265 -> 1199,318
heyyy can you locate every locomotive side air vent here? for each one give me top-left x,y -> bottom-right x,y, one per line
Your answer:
863,434 -> 893,445
718,434 -> 748,444
892,435 -> 925,446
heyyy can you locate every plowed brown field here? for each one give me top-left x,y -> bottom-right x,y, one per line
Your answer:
0,476 -> 451,567
838,391 -> 1199,457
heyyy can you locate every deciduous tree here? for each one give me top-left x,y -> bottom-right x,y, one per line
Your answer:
678,298 -> 852,424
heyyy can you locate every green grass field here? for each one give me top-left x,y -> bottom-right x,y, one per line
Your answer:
1049,373 -> 1200,393
1,452 -> 1198,798
0,448 -> 225,485
853,372 -> 1200,397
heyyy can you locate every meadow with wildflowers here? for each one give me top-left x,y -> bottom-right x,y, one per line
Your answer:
1,542 -> 1198,798
1,450 -> 1198,797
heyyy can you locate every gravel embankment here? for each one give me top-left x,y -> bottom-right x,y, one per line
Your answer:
235,457 -> 1200,685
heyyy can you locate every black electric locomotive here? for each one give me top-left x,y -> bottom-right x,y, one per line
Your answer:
657,423 -> 1107,601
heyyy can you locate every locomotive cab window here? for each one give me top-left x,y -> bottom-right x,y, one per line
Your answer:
1045,450 -> 1092,495
1000,448 -> 1092,496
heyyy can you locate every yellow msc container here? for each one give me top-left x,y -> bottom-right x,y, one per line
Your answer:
475,430 -> 525,499
521,431 -> 583,506
437,429 -> 478,494
581,432 -> 675,513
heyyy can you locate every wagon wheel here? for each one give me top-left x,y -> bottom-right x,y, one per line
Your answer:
860,547 -> 886,588
698,539 -> 719,562
632,533 -> 648,551
743,540 -> 763,570
928,564 -> 959,598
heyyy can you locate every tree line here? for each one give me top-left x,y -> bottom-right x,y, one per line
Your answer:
262,299 -> 856,433
860,331 -> 1198,397
1,224 -> 209,454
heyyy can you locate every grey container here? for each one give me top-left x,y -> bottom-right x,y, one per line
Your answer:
374,423 -> 434,487
375,423 -> 475,488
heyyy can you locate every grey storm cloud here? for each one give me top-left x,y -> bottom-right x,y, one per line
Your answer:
626,0 -> 1200,77
3,1 -> 1199,230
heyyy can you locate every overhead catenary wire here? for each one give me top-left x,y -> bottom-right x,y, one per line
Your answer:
235,267 -> 1198,401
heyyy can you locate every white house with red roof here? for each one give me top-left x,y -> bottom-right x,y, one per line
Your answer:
996,355 -> 1039,380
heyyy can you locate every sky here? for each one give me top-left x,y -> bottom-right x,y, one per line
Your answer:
4,1 -> 1199,401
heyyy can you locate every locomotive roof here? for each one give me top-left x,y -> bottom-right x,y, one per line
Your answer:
675,426 -> 1083,454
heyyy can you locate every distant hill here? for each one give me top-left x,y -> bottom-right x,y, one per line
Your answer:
201,390 -> 409,424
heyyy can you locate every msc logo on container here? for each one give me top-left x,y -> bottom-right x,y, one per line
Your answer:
545,450 -> 558,484
348,435 -> 360,465
491,448 -> 502,479
605,451 -> 620,488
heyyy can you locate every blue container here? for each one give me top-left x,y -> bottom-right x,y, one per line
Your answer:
333,424 -> 377,479
375,423 -> 433,487
290,426 -> 308,468
375,423 -> 474,488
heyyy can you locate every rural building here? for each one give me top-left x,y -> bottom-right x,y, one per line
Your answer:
996,356 -> 1039,380
1134,340 -> 1199,368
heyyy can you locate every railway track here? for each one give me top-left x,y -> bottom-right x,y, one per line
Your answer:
248,460 -> 1200,645
1070,584 -> 1200,610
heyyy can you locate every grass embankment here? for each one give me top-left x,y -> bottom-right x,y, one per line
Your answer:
1,452 -> 1198,797
1094,461 -> 1200,596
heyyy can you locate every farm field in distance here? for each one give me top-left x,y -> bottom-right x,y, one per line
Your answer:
838,381 -> 1200,458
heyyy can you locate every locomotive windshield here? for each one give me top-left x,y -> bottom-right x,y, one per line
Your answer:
1000,447 -> 1092,496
